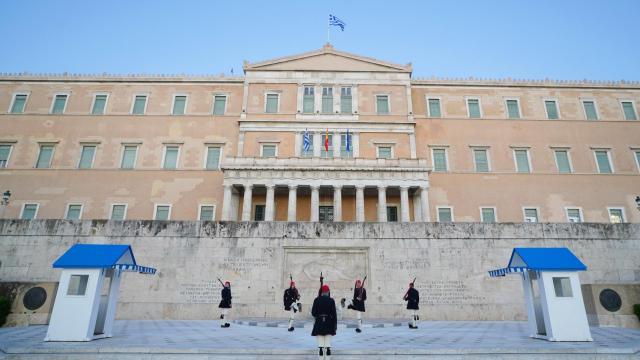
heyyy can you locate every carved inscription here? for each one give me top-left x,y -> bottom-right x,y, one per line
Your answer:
419,280 -> 486,305
383,259 -> 429,270
220,257 -> 270,272
179,280 -> 220,304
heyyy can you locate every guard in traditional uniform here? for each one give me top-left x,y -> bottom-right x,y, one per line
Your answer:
312,284 -> 337,360
403,282 -> 420,329
347,279 -> 367,333
218,281 -> 232,328
283,281 -> 301,331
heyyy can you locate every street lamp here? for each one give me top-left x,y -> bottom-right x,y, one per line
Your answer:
1,190 -> 10,206
636,195 -> 640,211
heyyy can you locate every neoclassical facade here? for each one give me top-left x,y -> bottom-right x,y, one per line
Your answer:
0,44 -> 639,223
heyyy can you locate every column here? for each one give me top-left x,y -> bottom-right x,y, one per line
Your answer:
221,184 -> 233,221
265,184 -> 275,221
310,185 -> 320,221
333,185 -> 342,222
241,184 -> 253,221
377,185 -> 387,222
409,133 -> 417,159
355,185 -> 365,222
400,186 -> 410,222
420,186 -> 430,222
287,185 -> 297,221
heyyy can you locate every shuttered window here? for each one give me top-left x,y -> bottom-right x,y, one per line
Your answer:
303,87 -> 314,113
172,96 -> 187,115
467,99 -> 481,118
10,94 -> 27,113
524,208 -> 538,223
91,94 -> 107,115
66,205 -> 82,220
261,144 -> 277,157
473,149 -> 489,172
21,204 -> 38,220
254,205 -> 265,221
266,94 -> 279,113
506,99 -> 520,119
206,146 -> 221,170
321,134 -> 333,158
132,95 -> 147,114
481,208 -> 496,223
583,101 -> 598,120
121,146 -> 137,169
78,145 -> 96,169
622,101 -> 637,120
566,208 -> 582,223
635,151 -> 640,171
340,87 -> 352,114
322,87 -> 333,114
51,94 -> 68,114
213,95 -> 226,115
0,145 -> 11,168
155,205 -> 171,220
163,146 -> 179,169
595,150 -> 612,173
608,208 -> 624,223
514,149 -> 530,173
432,149 -> 447,172
111,205 -> 126,220
545,100 -> 559,119
554,150 -> 571,173
437,208 -> 452,222
376,95 -> 389,114
377,146 -> 392,159
199,205 -> 215,221
428,98 -> 441,117
36,144 -> 54,168
386,206 -> 398,222
340,133 -> 352,158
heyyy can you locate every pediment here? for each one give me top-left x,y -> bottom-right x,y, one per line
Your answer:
244,44 -> 412,73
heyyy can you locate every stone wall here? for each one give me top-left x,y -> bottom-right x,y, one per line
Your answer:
0,220 -> 638,323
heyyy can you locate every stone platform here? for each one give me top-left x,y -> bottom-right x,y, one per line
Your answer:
1,320 -> 639,359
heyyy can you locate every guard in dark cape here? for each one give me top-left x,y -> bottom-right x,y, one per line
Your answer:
403,281 -> 420,329
218,281 -> 232,328
347,279 -> 367,333
283,281 -> 301,331
312,284 -> 337,360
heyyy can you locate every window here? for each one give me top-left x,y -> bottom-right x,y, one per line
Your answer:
131,95 -> 147,115
621,101 -> 637,120
473,149 -> 490,172
322,87 -> 333,114
481,208 -> 496,223
432,148 -> 448,172
427,98 -> 441,117
376,95 -> 389,114
553,277 -> 573,297
36,144 -> 54,168
154,205 -> 171,220
163,145 -> 180,169
266,93 -> 279,113
566,208 -> 582,223
302,86 -> 315,113
121,145 -> 138,169
506,99 -> 521,119
377,145 -> 393,159
91,94 -> 108,115
301,133 -> 314,157
199,205 -> 215,221
437,207 -> 453,222
635,150 -> 640,172
386,206 -> 398,222
513,149 -> 531,173
467,98 -> 481,118
594,150 -> 613,173
261,144 -> 277,157
254,204 -> 265,221
319,206 -> 334,222
172,95 -> 187,115
582,100 -> 598,120
21,204 -> 39,220
65,204 -> 83,220
10,93 -> 28,114
523,208 -> 539,223
340,132 -> 353,158
608,208 -> 625,223
67,275 -> 89,296
321,133 -> 333,158
205,146 -> 221,170
51,94 -> 68,114
544,100 -> 559,120
340,87 -> 352,114
78,145 -> 96,169
213,95 -> 227,115
554,150 -> 572,173
110,204 -> 127,220
0,144 -> 12,168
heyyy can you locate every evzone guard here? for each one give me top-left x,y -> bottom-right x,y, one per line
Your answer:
218,279 -> 232,328
312,274 -> 337,360
346,276 -> 367,333
403,278 -> 420,329
283,274 -> 301,332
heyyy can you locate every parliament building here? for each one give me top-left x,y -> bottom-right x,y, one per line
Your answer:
1,44 -> 639,224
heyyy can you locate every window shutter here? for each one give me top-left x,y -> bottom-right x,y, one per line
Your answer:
132,96 -> 147,114
583,101 -> 598,120
595,151 -> 612,173
78,146 -> 96,169
66,205 -> 82,220
111,205 -> 126,220
11,95 -> 27,113
200,206 -> 215,221
481,208 -> 495,223
428,98 -> 441,117
52,95 -> 67,114
172,96 -> 186,115
545,100 -> 558,119
213,96 -> 226,115
92,95 -> 107,115
433,149 -> 447,172
36,145 -> 54,168
506,100 -> 520,118
467,99 -> 481,118
438,208 -> 452,222
22,204 -> 38,219
622,102 -> 637,120
554,150 -> 571,173
206,147 -> 221,169
164,147 -> 179,169
515,150 -> 530,173
474,149 -> 489,172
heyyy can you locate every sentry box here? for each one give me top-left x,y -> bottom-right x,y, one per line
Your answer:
489,247 -> 592,342
45,244 -> 156,342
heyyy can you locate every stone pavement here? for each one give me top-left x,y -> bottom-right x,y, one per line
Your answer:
0,320 -> 639,359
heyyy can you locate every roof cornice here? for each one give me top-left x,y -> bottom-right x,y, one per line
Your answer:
412,76 -> 640,89
0,72 -> 244,83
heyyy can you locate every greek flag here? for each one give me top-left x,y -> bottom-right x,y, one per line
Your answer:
303,130 -> 311,152
345,129 -> 351,152
329,15 -> 346,31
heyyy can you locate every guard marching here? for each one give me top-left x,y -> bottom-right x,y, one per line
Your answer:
312,284 -> 337,360
218,280 -> 232,328
403,280 -> 420,329
283,280 -> 301,331
347,278 -> 367,333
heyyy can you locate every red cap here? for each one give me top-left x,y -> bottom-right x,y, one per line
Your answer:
321,284 -> 330,293
409,282 -> 414,287
224,281 -> 230,286
290,281 -> 296,287
355,279 -> 362,286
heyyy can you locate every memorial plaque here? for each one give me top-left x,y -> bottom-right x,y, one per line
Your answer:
599,289 -> 622,312
23,286 -> 47,311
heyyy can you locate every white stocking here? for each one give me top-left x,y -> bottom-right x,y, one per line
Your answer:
220,308 -> 229,326
356,311 -> 362,329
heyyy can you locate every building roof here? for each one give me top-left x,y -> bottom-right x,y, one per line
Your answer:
52,244 -> 156,274
488,247 -> 587,277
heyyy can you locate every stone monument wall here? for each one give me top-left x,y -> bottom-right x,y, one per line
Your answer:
0,220 -> 638,322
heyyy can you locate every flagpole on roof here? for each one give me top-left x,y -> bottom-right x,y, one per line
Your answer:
327,14 -> 330,43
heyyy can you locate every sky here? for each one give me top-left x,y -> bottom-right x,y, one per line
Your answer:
1,0 -> 639,81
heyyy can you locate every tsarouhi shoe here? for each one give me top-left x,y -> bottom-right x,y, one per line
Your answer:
288,327 -> 294,332
224,323 -> 231,328
340,298 -> 346,308
355,328 -> 362,333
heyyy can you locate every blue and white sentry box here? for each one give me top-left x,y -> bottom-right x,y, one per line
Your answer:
489,247 -> 592,342
45,244 -> 156,342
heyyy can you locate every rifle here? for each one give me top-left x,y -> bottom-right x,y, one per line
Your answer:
357,275 -> 367,301
403,277 -> 417,300
318,272 -> 324,296
217,278 -> 226,287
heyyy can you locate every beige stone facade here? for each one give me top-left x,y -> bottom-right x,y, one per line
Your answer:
1,44 -> 639,223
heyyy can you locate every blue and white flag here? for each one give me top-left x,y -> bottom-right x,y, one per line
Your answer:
303,130 -> 311,152
329,14 -> 346,31
345,129 -> 351,152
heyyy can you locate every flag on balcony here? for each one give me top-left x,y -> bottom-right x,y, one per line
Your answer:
345,129 -> 351,152
325,129 -> 329,151
303,130 -> 311,152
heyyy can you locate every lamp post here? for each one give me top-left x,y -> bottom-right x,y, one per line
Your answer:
0,190 -> 11,219
636,196 -> 640,211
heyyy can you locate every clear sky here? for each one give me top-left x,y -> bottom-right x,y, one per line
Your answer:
1,0 -> 638,81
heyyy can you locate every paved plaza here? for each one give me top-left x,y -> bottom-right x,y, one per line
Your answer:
0,320 -> 639,359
